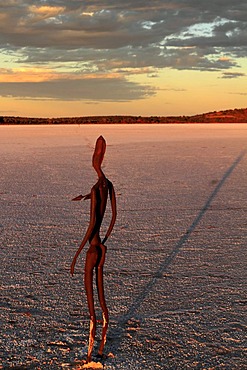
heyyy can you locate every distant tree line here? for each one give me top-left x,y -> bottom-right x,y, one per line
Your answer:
1,108 -> 247,125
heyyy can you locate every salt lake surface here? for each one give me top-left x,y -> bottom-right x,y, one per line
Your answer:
0,124 -> 246,369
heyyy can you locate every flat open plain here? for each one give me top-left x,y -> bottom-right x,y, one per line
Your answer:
0,124 -> 246,369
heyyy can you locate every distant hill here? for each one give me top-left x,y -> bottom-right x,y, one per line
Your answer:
0,108 -> 247,125
184,108 -> 247,123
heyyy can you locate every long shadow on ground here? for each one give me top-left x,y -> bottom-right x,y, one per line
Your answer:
108,150 -> 246,358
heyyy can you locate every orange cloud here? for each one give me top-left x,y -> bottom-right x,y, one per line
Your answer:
0,67 -> 59,82
0,67 -> 124,83
218,57 -> 231,62
29,5 -> 65,17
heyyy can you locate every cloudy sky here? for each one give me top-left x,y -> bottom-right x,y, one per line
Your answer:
0,0 -> 246,117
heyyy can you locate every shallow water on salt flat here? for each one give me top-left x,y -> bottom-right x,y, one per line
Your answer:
0,124 -> 246,369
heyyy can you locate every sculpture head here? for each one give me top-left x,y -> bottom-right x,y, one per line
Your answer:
92,136 -> 106,174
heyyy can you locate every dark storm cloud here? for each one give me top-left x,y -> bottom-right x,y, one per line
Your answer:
221,72 -> 246,79
0,77 -> 156,101
1,1 -> 246,54
0,1 -> 246,100
0,2 -> 167,49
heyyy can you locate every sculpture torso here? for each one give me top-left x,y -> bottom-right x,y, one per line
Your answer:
89,176 -> 109,246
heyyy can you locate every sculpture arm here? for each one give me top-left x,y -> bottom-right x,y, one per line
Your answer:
72,193 -> 91,201
102,180 -> 117,244
70,188 -> 96,275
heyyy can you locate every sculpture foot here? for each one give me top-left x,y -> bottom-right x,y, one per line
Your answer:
80,360 -> 104,369
96,353 -> 108,360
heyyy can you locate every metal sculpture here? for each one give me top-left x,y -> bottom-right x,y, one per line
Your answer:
71,136 -> 117,363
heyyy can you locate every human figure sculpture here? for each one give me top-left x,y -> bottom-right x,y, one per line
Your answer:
70,136 -> 117,363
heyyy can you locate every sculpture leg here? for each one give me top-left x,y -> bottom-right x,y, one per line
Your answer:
96,265 -> 109,357
84,249 -> 98,362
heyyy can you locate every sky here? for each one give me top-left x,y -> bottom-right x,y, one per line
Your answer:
0,0 -> 246,117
